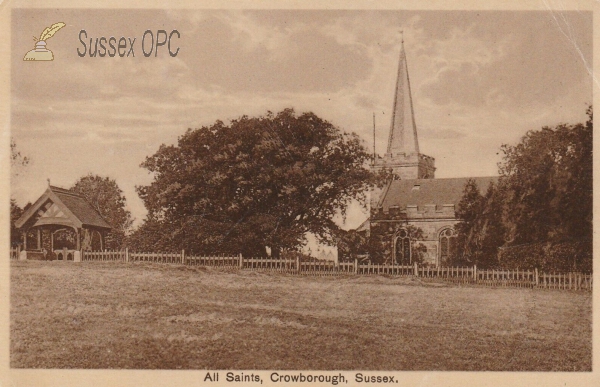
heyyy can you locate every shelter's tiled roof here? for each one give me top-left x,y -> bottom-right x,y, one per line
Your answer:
377,177 -> 498,211
49,186 -> 112,229
15,185 -> 112,230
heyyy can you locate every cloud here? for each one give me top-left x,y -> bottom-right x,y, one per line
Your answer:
11,9 -> 592,229
415,25 -> 515,108
221,11 -> 304,61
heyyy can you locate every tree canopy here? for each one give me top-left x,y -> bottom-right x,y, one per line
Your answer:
134,109 -> 380,256
71,174 -> 133,249
453,107 -> 592,271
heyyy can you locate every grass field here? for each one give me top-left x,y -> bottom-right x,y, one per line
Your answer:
10,261 -> 592,370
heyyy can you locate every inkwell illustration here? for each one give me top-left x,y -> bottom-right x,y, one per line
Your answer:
23,22 -> 66,61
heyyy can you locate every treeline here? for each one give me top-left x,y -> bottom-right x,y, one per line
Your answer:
12,108 -> 592,272
452,107 -> 592,272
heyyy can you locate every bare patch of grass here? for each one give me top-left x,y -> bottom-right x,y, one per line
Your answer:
10,261 -> 591,370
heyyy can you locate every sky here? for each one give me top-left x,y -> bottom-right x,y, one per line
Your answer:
11,9 -> 593,235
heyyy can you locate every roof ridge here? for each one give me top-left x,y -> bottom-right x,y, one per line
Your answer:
49,185 -> 83,197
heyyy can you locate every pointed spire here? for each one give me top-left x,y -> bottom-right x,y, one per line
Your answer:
386,32 -> 420,155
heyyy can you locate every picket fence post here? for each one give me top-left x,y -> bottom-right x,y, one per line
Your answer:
414,262 -> 419,277
354,258 -> 359,275
534,268 -> 539,286
296,256 -> 301,274
181,249 -> 185,264
238,253 -> 243,269
473,264 -> 477,280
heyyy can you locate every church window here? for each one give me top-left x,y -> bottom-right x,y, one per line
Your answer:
394,229 -> 411,265
439,228 -> 457,265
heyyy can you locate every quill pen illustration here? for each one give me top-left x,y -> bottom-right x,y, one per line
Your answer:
24,22 -> 66,61
38,22 -> 66,41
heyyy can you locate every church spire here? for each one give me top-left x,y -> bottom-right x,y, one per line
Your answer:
372,30 -> 435,180
387,31 -> 420,155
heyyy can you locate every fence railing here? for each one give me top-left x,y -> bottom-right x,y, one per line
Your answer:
187,254 -> 240,267
538,271 -> 593,290
419,265 -> 474,278
25,249 -> 593,291
298,260 -> 352,275
358,263 -> 414,275
130,251 -> 182,264
245,257 -> 297,272
82,250 -> 126,262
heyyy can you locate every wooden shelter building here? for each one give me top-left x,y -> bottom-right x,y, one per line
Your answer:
14,185 -> 111,261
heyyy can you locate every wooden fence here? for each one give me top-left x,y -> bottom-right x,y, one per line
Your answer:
32,249 -> 593,291
130,251 -> 182,264
300,260 -> 353,276
358,263 -> 414,276
245,257 -> 297,272
82,250 -> 126,262
538,271 -> 593,291
425,267 -> 592,291
187,254 -> 240,267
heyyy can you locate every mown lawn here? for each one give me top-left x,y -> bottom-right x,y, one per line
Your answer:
10,261 -> 592,370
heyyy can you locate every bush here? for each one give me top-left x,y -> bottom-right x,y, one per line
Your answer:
498,241 -> 592,272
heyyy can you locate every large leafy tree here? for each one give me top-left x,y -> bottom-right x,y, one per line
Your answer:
454,107 -> 592,270
452,179 -> 505,268
136,109 -> 378,256
498,107 -> 592,247
71,174 -> 133,249
336,229 -> 369,262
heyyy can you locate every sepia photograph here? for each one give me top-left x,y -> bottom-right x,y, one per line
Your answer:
3,1 -> 596,385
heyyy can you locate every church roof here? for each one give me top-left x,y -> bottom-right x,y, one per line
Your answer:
376,177 -> 498,212
15,185 -> 112,230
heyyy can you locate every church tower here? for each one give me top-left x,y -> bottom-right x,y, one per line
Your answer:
372,34 -> 435,179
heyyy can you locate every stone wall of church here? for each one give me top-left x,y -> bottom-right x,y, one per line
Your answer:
370,217 -> 458,266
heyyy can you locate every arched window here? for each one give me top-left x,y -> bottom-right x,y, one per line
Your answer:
394,229 -> 411,265
439,228 -> 457,265
53,228 -> 77,250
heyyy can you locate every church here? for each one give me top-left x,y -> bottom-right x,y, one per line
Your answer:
362,35 -> 496,267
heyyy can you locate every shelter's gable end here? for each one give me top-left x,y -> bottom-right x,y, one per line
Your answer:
14,188 -> 57,229
52,190 -> 112,230
37,201 -> 68,220
16,188 -> 85,230
15,186 -> 111,230
28,198 -> 77,228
